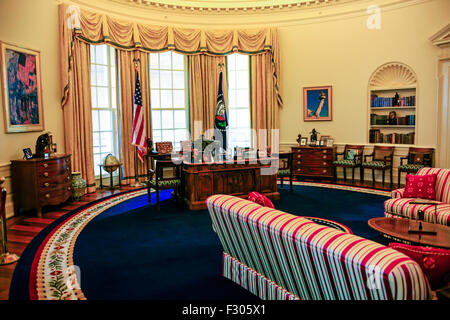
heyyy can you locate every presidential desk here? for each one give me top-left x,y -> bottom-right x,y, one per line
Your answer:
183,158 -> 280,210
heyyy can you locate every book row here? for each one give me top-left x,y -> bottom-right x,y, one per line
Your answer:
369,129 -> 415,144
370,114 -> 416,125
370,95 -> 416,107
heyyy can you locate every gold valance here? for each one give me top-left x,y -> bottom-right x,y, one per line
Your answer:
59,3 -> 282,107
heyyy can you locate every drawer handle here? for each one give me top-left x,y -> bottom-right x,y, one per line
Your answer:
43,172 -> 49,177
67,187 -> 71,191
297,154 -> 301,158
66,176 -> 70,181
323,169 -> 327,173
43,163 -> 48,168
297,161 -> 301,165
44,182 -> 50,187
45,193 -> 50,198
323,156 -> 327,159
323,162 -> 327,165
323,150 -> 327,154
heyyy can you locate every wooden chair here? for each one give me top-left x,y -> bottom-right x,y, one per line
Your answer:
147,160 -> 182,211
277,152 -> 293,192
333,145 -> 365,183
398,147 -> 434,186
362,145 -> 395,188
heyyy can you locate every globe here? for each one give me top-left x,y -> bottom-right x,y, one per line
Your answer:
102,154 -> 120,174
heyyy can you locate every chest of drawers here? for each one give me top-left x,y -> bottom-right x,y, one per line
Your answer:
291,146 -> 335,180
11,154 -> 72,217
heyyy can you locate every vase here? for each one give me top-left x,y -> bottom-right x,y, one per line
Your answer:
72,172 -> 87,201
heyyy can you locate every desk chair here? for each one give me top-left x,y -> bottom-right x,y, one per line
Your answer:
362,145 -> 394,188
333,145 -> 365,183
398,147 -> 434,186
147,160 -> 182,211
277,152 -> 293,192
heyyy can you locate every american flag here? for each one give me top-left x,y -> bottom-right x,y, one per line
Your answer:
131,71 -> 146,162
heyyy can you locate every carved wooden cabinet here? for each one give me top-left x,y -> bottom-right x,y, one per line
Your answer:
291,146 -> 336,180
183,159 -> 279,210
11,154 -> 72,217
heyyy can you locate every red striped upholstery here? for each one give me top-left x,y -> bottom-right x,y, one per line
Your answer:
207,194 -> 432,300
385,168 -> 450,226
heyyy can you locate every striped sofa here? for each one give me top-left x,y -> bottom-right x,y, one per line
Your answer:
384,168 -> 450,226
206,195 -> 432,300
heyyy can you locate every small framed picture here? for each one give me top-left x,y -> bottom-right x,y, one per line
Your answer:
300,137 -> 308,146
326,139 -> 334,147
320,140 -> 324,146
23,148 -> 33,160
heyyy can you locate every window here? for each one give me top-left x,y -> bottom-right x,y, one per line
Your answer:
227,54 -> 251,150
90,44 -> 119,177
149,51 -> 188,151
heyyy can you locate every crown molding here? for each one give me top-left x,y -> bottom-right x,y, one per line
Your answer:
63,0 -> 432,27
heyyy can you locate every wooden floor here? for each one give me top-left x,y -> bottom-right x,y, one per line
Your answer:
0,179 -> 396,300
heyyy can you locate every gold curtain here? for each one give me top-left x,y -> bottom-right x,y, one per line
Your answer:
250,53 -> 280,151
188,55 -> 227,139
117,50 -> 150,185
62,39 -> 96,193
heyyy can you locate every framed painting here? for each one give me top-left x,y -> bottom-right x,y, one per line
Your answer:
0,41 -> 44,133
303,85 -> 332,121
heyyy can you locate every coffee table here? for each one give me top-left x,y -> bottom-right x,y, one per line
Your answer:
368,217 -> 450,249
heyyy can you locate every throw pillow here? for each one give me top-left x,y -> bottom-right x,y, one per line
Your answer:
389,243 -> 450,290
346,149 -> 359,160
248,192 -> 275,209
403,173 -> 437,200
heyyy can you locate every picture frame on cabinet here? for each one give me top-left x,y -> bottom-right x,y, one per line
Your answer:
303,86 -> 332,121
0,41 -> 44,133
300,137 -> 308,146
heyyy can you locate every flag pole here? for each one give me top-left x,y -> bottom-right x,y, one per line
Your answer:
131,58 -> 145,187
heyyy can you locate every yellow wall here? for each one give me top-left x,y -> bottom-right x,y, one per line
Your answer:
0,0 -> 63,216
0,0 -> 448,216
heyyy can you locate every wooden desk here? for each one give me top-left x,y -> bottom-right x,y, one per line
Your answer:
183,158 -> 279,210
368,217 -> 450,249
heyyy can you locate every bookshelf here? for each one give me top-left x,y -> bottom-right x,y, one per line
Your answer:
368,62 -> 418,145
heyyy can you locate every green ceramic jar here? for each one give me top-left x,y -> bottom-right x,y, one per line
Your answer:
71,172 -> 87,201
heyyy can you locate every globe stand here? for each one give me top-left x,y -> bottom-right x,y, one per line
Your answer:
99,164 -> 123,190
0,253 -> 20,265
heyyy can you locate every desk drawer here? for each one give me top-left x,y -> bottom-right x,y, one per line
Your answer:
293,167 -> 333,177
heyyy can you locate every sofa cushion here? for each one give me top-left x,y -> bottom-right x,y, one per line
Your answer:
403,173 -> 437,200
362,160 -> 388,168
389,243 -> 450,290
416,168 -> 450,203
333,159 -> 355,166
398,163 -> 424,172
248,191 -> 275,209
384,198 -> 450,226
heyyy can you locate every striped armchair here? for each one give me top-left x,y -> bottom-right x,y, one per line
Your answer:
384,168 -> 450,226
206,194 -> 431,300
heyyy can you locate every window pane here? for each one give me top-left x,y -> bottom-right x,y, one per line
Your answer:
153,130 -> 161,142
100,132 -> 113,153
172,53 -> 184,70
90,46 -> 96,63
151,90 -> 160,108
150,70 -> 160,89
160,90 -> 172,108
110,47 -> 115,66
99,110 -> 112,131
162,130 -> 174,142
110,67 -> 116,87
161,110 -> 174,128
93,132 -> 100,148
228,89 -> 237,108
236,54 -> 248,70
111,87 -> 117,108
174,110 -> 186,128
160,70 -> 172,88
90,65 -> 97,86
96,65 -> 108,87
236,109 -> 250,128
95,45 -> 107,65
172,71 -> 184,89
160,51 -> 171,69
236,89 -> 249,108
91,88 -> 98,108
97,87 -> 110,108
94,154 -> 101,176
150,53 -> 159,69
174,129 -> 187,150
173,90 -> 185,108
228,71 -> 236,89
152,110 -> 161,129
228,54 -> 236,70
236,71 -> 248,89
92,110 -> 99,132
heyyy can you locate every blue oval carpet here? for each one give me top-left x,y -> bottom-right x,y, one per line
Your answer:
9,183 -> 390,300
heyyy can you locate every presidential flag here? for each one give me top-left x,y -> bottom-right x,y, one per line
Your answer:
131,71 -> 147,162
214,70 -> 228,150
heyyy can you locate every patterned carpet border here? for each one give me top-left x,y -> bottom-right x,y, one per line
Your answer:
30,189 -> 147,300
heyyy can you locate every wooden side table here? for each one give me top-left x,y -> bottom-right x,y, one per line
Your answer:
99,163 -> 123,190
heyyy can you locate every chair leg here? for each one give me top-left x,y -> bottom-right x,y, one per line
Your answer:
372,169 -> 375,186
398,170 -> 401,187
390,167 -> 393,189
147,183 -> 151,203
156,188 -> 160,211
352,167 -> 355,183
382,170 -> 385,187
343,167 -> 347,181
290,175 -> 293,193
280,177 -> 284,188
360,167 -> 364,183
